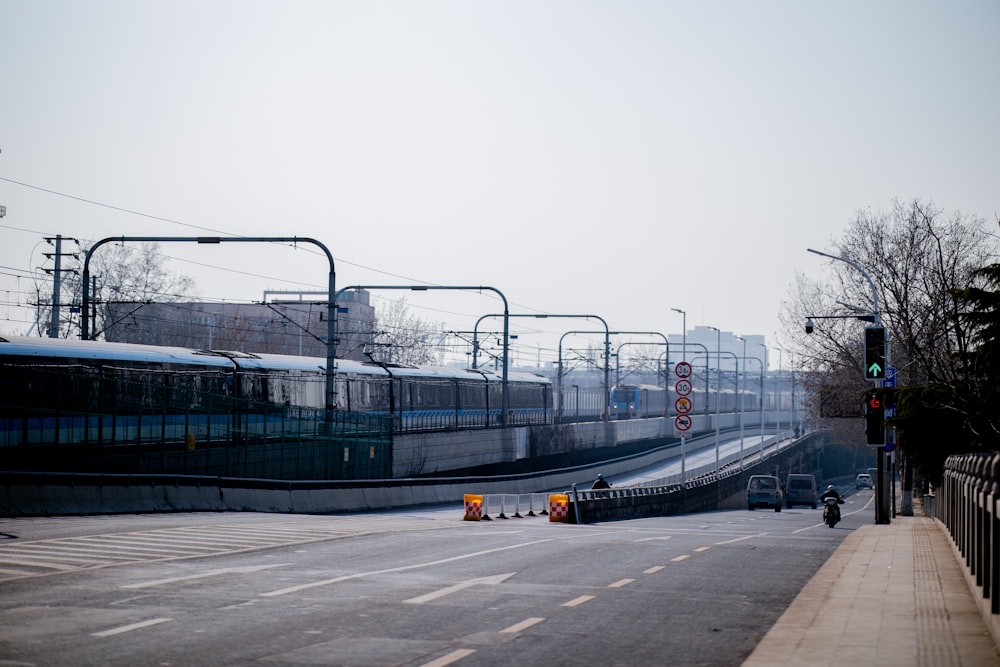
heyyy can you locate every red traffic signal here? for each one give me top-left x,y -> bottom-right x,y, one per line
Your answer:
865,390 -> 885,445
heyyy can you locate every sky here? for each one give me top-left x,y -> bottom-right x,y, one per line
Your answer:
1,1 -> 998,369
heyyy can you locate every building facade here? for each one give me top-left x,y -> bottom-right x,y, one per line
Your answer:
103,290 -> 375,361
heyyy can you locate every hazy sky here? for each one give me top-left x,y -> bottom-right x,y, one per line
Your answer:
2,1 -> 998,366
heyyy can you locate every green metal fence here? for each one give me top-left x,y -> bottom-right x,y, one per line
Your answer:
0,365 -> 392,480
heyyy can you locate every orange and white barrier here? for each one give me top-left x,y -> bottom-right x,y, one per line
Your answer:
463,494 -> 483,521
548,493 -> 570,522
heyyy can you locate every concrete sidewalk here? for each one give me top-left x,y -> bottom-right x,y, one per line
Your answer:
742,511 -> 1000,666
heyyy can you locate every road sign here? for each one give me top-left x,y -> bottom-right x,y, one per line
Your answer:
675,379 -> 692,396
674,414 -> 692,432
675,397 -> 692,414
884,366 -> 896,388
675,361 -> 693,379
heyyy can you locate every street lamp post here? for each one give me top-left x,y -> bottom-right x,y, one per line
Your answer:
709,326 -> 722,474
738,354 -> 765,461
735,335 -> 747,462
808,247 -> 890,524
471,313 -> 607,371
610,332 -> 670,408
671,308 -> 686,364
776,347 -> 783,438
334,285 -> 510,426
81,235 -> 338,420
758,341 -> 769,458
557,324 -> 612,422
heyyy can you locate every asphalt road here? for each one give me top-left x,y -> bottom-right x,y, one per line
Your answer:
0,489 -> 875,667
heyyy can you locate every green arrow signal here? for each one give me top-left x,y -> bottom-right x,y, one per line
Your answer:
868,362 -> 883,377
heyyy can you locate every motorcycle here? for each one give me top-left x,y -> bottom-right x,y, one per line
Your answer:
823,496 -> 843,528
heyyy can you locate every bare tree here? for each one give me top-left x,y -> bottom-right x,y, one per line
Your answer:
779,198 -> 997,474
34,241 -> 195,339
369,298 -> 441,366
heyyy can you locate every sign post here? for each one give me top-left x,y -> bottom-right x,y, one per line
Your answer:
674,361 -> 694,485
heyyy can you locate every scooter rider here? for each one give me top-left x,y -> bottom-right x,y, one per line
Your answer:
592,473 -> 611,490
821,485 -> 844,520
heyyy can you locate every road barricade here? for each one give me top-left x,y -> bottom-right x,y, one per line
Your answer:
549,493 -> 569,522
463,494 -> 483,521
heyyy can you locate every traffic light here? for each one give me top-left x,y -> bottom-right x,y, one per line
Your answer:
864,327 -> 886,381
865,390 -> 885,445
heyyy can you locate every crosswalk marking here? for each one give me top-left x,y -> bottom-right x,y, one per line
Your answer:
0,520 -> 378,582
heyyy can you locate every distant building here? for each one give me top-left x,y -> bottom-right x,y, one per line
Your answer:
102,290 -> 375,361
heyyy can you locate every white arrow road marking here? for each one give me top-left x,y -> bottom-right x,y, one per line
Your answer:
260,539 -> 552,597
92,618 -> 172,637
714,534 -> 762,545
122,563 -> 290,589
404,572 -> 515,604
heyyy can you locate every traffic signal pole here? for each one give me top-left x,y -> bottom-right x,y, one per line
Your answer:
808,248 -> 891,524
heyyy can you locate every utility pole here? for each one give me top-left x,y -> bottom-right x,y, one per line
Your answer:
0,148 -> 5,221
42,235 -> 79,338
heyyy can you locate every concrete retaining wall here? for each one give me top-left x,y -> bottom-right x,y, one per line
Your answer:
1,433 -> 821,517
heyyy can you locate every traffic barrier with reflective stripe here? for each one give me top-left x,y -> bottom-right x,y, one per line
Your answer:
549,493 -> 570,522
463,494 -> 483,521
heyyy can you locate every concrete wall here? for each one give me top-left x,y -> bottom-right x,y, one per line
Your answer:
393,429 -> 516,477
1,433 -> 823,517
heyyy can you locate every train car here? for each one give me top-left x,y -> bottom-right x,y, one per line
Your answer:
609,382 -> 758,422
0,336 -> 552,447
609,384 -> 668,419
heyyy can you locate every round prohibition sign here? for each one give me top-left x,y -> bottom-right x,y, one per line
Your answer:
675,379 -> 693,396
674,414 -> 693,431
675,397 -> 693,414
674,361 -> 693,379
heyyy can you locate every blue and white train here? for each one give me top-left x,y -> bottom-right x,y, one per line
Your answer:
0,335 -> 552,447
609,383 -> 757,420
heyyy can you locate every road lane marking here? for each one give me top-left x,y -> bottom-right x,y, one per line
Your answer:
404,573 -> 515,604
644,565 -> 665,574
419,649 -> 477,667
608,578 -> 635,588
714,534 -> 762,545
500,617 -> 545,634
92,618 -> 172,637
260,540 -> 551,597
562,595 -> 595,607
670,555 -> 690,562
122,563 -> 289,589
634,536 -> 672,542
694,546 -> 711,552
0,557 -> 77,571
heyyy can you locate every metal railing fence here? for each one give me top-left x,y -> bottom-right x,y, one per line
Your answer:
939,452 -> 1000,615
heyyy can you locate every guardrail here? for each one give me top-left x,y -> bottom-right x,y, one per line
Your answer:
476,493 -> 552,519
938,452 -> 1000,617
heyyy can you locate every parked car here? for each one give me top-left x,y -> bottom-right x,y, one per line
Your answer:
747,475 -> 782,511
856,473 -> 874,489
786,473 -> 817,509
